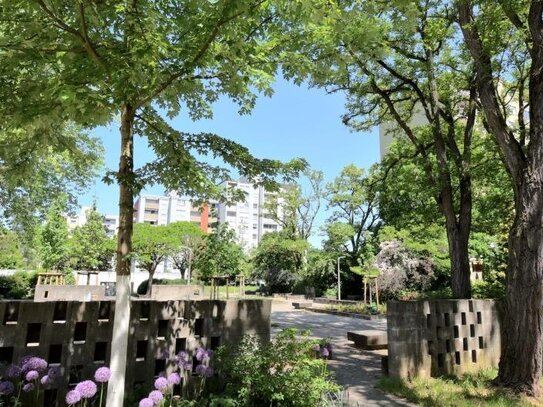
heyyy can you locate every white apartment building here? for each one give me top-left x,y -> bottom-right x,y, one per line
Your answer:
133,191 -> 216,232
66,206 -> 119,238
218,179 -> 284,252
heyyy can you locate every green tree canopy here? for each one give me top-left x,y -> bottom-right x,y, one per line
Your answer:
167,221 -> 204,278
323,164 -> 379,265
68,206 -> 115,271
0,227 -> 24,269
252,231 -> 309,293
132,223 -> 179,295
39,197 -> 69,271
193,224 -> 247,281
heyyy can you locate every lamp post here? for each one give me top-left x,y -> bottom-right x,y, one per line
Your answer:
337,256 -> 345,301
179,246 -> 193,285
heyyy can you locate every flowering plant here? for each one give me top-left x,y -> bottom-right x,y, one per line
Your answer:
137,347 -> 216,406
0,358 -> 110,407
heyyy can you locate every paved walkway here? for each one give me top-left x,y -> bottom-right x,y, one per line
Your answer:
271,300 -> 414,407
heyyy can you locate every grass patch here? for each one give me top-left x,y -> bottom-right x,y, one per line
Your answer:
378,370 -> 540,406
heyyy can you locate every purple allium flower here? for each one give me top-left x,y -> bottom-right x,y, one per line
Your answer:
195,364 -> 206,376
18,355 -> 32,366
204,366 -> 214,378
195,347 -> 206,362
22,382 -> 34,393
94,366 -> 111,383
167,372 -> 181,385
0,381 -> 14,395
5,364 -> 22,378
139,398 -> 154,407
75,380 -> 97,398
66,390 -> 82,405
48,366 -> 60,379
149,390 -> 164,403
22,357 -> 47,372
324,342 -> 333,351
41,375 -> 50,386
176,351 -> 188,362
154,376 -> 168,391
320,347 -> 330,358
25,370 -> 39,381
161,349 -> 170,360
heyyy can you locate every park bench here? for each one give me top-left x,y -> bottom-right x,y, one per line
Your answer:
347,330 -> 388,350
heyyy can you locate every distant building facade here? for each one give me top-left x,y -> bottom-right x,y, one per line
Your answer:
65,206 -> 119,238
133,192 -> 216,233
133,180 -> 284,253
217,179 -> 284,252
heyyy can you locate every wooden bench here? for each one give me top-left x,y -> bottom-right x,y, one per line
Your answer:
347,330 -> 388,350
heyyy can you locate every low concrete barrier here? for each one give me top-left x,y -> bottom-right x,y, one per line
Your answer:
34,285 -> 106,302
347,330 -> 388,350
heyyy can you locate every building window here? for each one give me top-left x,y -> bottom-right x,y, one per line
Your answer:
252,224 -> 257,230
227,211 -> 236,217
190,211 -> 200,217
263,224 -> 277,230
253,203 -> 258,209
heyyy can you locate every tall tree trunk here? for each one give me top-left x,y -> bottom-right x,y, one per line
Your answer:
496,175 -> 543,395
146,268 -> 156,297
107,104 -> 135,406
457,1 -> 543,394
446,224 -> 471,299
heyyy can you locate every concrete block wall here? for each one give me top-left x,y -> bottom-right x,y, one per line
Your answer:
149,285 -> 204,300
387,299 -> 501,378
34,285 -> 107,302
0,299 -> 271,406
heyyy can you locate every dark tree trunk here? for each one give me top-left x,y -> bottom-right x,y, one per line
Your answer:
146,268 -> 155,296
116,104 -> 135,277
496,174 -> 543,396
107,104 -> 135,406
458,0 -> 543,395
446,225 -> 471,299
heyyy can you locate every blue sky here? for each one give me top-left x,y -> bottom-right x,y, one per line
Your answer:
82,78 -> 379,246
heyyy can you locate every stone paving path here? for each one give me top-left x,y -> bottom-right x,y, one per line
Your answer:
271,300 -> 414,407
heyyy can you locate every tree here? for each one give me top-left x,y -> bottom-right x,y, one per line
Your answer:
266,169 -> 324,240
1,2 -> 305,400
252,231 -> 309,293
0,125 -> 103,262
39,198 -> 69,271
282,0 -> 483,298
0,227 -> 24,269
69,206 -> 115,271
457,0 -> 543,395
323,165 -> 379,265
167,221 -> 204,279
193,224 -> 247,281
132,223 -> 178,296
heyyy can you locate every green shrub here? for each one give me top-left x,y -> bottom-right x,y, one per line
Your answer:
0,271 -> 37,299
471,279 -> 505,300
216,329 -> 340,406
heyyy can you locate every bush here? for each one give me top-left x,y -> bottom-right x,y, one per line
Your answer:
375,240 -> 435,300
471,279 -> 505,300
0,271 -> 37,299
136,278 -> 187,295
216,329 -> 340,406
